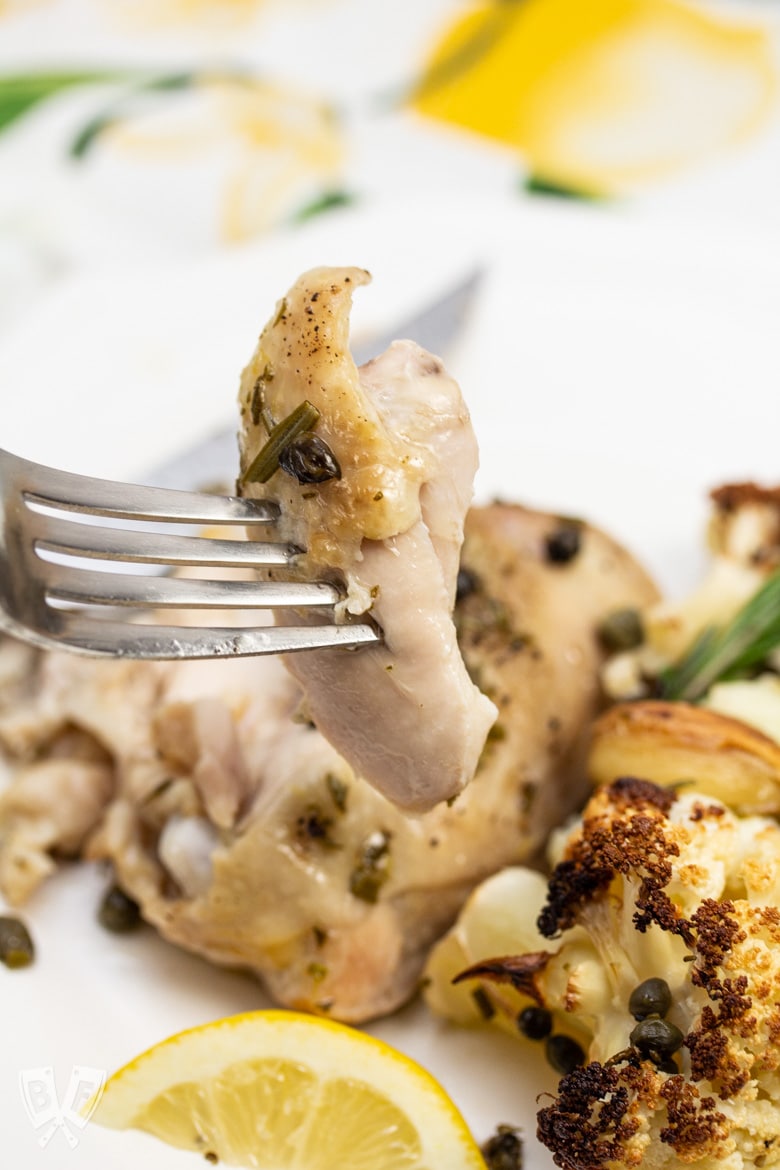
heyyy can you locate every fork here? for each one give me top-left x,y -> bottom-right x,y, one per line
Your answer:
0,448 -> 381,660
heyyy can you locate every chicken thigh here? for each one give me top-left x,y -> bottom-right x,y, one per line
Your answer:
0,503 -> 657,1021
0,265 -> 659,1020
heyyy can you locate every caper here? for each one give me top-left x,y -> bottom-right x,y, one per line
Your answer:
598,607 -> 644,652
545,1034 -> 586,1076
0,915 -> 35,968
98,885 -> 141,933
545,523 -> 582,565
481,1124 -> 523,1170
629,977 -> 672,1021
517,1005 -> 553,1041
279,434 -> 341,484
455,567 -> 480,602
630,1018 -> 684,1061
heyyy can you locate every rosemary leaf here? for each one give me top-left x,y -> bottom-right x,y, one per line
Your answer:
241,400 -> 320,485
660,568 -> 780,702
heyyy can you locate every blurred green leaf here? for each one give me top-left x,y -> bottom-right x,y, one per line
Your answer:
523,173 -> 603,201
141,71 -> 198,93
0,72 -> 124,134
292,190 -> 356,224
69,112 -> 117,159
68,72 -> 204,160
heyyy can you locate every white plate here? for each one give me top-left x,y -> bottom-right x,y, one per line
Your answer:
1,195 -> 778,1168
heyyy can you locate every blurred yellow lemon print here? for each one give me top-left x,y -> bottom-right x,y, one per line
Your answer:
95,76 -> 344,242
150,0 -> 265,18
102,0 -> 325,32
102,0 -> 272,30
0,0 -> 49,15
413,0 -> 777,194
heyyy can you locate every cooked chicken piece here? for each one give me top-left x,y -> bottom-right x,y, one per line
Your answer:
237,267 -> 496,812
0,727 -> 113,903
0,503 -> 658,1021
0,636 -> 60,759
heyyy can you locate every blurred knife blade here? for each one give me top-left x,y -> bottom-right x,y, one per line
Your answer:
143,267 -> 483,491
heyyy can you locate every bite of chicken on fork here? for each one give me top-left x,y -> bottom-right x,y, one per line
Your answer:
237,266 -> 497,812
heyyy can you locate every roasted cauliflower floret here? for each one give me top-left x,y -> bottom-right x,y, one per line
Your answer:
425,778 -> 780,1169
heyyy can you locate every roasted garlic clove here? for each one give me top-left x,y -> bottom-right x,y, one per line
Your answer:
589,700 -> 780,816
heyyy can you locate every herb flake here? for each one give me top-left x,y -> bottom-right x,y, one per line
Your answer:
241,399 -> 320,485
349,830 -> 391,903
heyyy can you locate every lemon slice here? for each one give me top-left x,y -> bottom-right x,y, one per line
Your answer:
91,1010 -> 486,1169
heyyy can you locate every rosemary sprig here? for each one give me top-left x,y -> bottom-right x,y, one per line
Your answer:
660,568 -> 780,702
241,400 -> 321,485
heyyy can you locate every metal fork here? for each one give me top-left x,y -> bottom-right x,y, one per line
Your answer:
0,448 -> 381,660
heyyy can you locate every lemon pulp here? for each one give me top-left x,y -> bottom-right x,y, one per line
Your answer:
92,1010 -> 486,1169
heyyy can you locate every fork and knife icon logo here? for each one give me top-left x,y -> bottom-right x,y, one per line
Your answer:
19,1066 -> 106,1149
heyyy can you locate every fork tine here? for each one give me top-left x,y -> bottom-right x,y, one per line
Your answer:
30,512 -> 301,568
14,453 -> 273,525
53,613 -> 380,659
40,563 -> 341,609
1,447 -> 384,661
